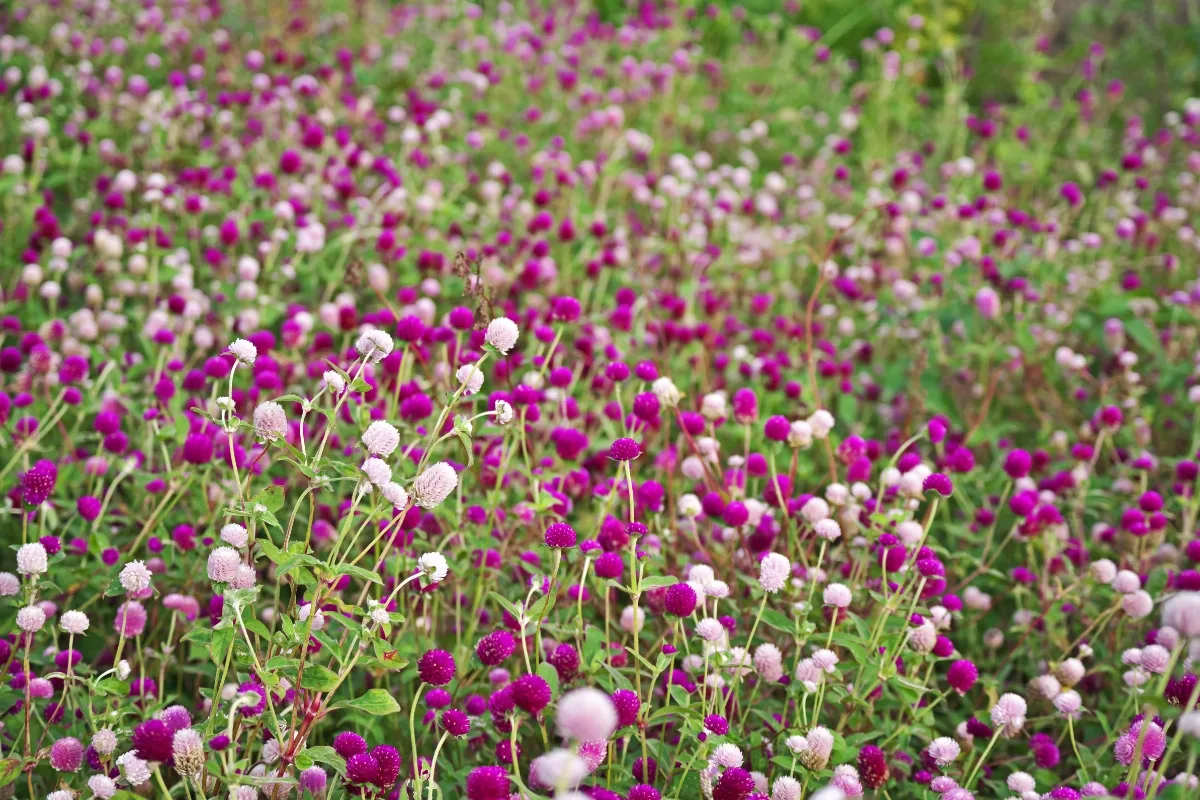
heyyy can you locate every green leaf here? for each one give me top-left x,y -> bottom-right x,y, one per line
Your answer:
104,576 -> 126,597
253,484 -> 285,513
638,576 -> 677,590
181,628 -> 212,646
95,678 -> 130,697
760,608 -> 795,635
537,661 -> 560,699
0,758 -> 20,788
488,592 -> 523,621
345,688 -> 401,715
258,538 -> 286,565
335,563 -> 383,585
299,665 -> 339,692
242,617 -> 272,640
305,746 -> 347,776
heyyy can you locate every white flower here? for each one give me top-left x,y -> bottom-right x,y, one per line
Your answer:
117,752 -> 151,786
494,399 -> 514,424
60,610 -> 90,635
412,462 -> 458,508
16,605 -> 45,632
355,329 -> 394,362
220,524 -> 249,549
484,317 -> 520,354
89,774 -> 118,799
556,688 -> 619,741
363,421 -> 401,457
381,482 -> 410,509
228,339 -> 257,366
119,561 -> 152,593
253,401 -> 288,440
323,370 -> 346,393
652,377 -> 683,407
362,457 -> 393,486
16,542 -> 48,575
456,364 -> 485,395
418,552 -> 449,583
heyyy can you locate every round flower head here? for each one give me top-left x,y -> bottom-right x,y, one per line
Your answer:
545,522 -> 578,548
711,743 -> 744,768
456,364 -> 485,395
1053,690 -> 1082,715
1122,590 -> 1153,619
253,401 -> 287,440
477,630 -> 517,666
92,728 -> 118,756
412,462 -> 458,508
713,767 -> 756,800
228,339 -> 257,365
362,457 -> 393,486
300,766 -> 328,794
381,482 -> 410,509
1112,570 -> 1141,593
665,582 -> 698,617
466,765 -> 511,800
759,553 -> 791,593
60,610 -> 89,635
609,437 -> 642,461
1115,719 -> 1167,765
16,542 -> 48,575
0,572 -> 18,595
772,776 -> 803,800
1161,591 -> 1200,637
923,473 -> 954,497
857,745 -> 889,788
494,399 -> 514,424
132,719 -> 174,762
556,688 -> 619,741
485,317 -> 520,354
220,524 -> 249,548
207,547 -> 241,583
119,560 -> 153,593
173,728 -> 204,777
89,775 -> 118,799
512,674 -> 552,713
418,649 -> 457,685
323,371 -> 346,393
927,737 -> 960,767
824,583 -> 852,608
441,708 -> 471,737
754,643 -> 785,682
17,604 -> 46,632
355,329 -> 395,362
333,731 -> 368,759
419,552 -> 449,582
989,693 -> 1027,737
50,736 -> 84,771
363,421 -> 401,457
814,519 -> 842,541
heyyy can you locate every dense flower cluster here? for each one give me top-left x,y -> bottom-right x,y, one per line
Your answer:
2,2 -> 1200,799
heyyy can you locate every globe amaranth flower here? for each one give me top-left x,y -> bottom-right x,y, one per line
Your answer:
419,552 -> 449,582
20,460 -> 57,505
477,630 -> 516,666
119,560 -> 153,593
132,719 -> 174,763
220,523 -> 248,548
484,317 -> 520,354
355,329 -> 394,362
665,582 -> 698,617
362,420 -> 401,457
457,364 -> 485,395
1114,719 -> 1167,765
362,457 -> 392,486
759,552 -> 791,593
466,765 -> 511,800
207,547 -> 241,582
16,605 -> 46,632
544,522 -> 578,548
16,541 -> 48,575
227,339 -> 257,365
609,437 -> 642,461
511,674 -> 552,714
172,729 -> 204,777
418,649 -> 457,686
989,693 -> 1027,737
858,745 -> 889,788
253,401 -> 287,440
49,736 -> 84,771
412,462 -> 458,508
556,687 -> 618,741
60,609 -> 89,635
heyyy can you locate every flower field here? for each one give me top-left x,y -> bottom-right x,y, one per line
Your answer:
3,2 -> 1200,799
